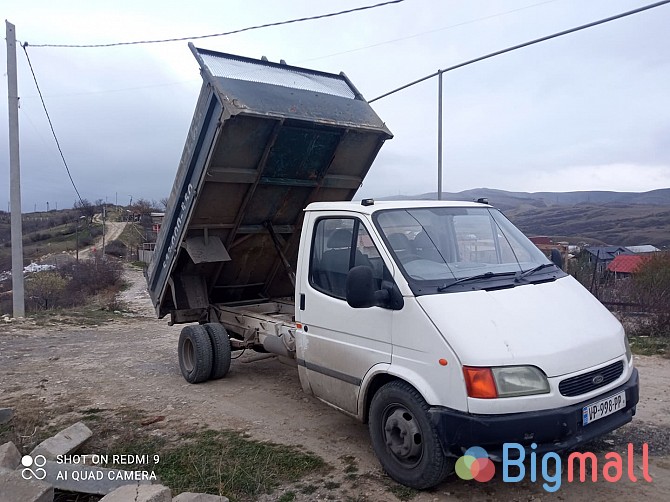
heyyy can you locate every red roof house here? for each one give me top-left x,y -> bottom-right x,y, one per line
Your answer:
529,236 -> 553,245
607,254 -> 649,274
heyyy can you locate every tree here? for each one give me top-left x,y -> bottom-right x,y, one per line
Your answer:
25,271 -> 67,310
74,198 -> 96,221
131,198 -> 159,215
568,252 -> 596,292
632,252 -> 670,336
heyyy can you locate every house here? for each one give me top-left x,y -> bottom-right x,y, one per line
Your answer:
529,236 -> 553,246
625,245 -> 660,254
529,236 -> 569,267
583,246 -> 633,273
607,254 -> 650,280
150,212 -> 164,234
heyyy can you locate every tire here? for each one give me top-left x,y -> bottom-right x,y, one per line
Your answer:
204,323 -> 232,380
368,380 -> 453,489
178,325 -> 213,384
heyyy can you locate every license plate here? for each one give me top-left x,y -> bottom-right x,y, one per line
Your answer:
582,391 -> 626,425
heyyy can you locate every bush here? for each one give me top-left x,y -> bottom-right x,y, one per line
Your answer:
568,254 -> 595,290
25,271 -> 68,310
631,252 -> 670,336
79,235 -> 94,247
105,239 -> 127,258
23,259 -> 124,311
61,260 -> 124,305
29,232 -> 52,243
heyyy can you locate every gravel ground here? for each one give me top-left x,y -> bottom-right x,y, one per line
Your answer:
1,265 -> 669,501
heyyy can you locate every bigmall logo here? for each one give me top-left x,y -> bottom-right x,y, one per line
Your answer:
456,443 -> 652,492
455,446 -> 496,482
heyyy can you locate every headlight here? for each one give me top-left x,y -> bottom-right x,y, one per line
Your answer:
463,365 -> 550,398
624,334 -> 632,363
492,366 -> 550,397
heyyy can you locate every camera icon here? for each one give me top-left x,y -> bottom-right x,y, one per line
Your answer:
21,454 -> 47,480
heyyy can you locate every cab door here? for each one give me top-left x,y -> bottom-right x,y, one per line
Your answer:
296,214 -> 394,414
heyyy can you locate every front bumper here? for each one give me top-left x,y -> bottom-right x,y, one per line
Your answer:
430,368 -> 639,459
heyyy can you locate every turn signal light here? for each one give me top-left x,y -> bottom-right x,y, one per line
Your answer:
463,366 -> 498,399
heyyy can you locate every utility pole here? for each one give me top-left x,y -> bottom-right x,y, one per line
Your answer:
7,21 -> 24,317
437,71 -> 443,201
102,204 -> 106,259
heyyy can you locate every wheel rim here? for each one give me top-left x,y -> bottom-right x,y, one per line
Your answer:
183,338 -> 194,372
382,405 -> 423,467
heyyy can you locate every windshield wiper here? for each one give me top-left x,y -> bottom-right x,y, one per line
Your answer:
438,271 -> 499,291
437,265 -> 555,292
515,263 -> 556,282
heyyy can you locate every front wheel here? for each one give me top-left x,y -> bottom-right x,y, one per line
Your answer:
369,381 -> 453,489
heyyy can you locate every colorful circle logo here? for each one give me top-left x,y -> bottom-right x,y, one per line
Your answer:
455,446 -> 495,482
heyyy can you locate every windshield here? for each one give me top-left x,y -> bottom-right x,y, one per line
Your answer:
374,207 -> 556,292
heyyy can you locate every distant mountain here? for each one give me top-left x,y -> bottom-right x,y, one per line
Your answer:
377,188 -> 670,247
379,188 -> 670,211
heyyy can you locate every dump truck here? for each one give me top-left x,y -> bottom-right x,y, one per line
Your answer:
147,45 -> 639,489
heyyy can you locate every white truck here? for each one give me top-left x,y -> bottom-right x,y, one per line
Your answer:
147,45 -> 639,489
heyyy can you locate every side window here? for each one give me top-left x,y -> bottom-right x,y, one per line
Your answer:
310,218 -> 388,299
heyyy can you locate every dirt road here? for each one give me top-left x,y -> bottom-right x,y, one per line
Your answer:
1,266 -> 669,501
78,220 -> 127,260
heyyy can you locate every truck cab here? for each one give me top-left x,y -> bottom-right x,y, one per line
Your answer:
294,200 -> 638,489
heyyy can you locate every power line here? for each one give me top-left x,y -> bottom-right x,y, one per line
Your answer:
21,44 -> 85,206
369,0 -> 670,103
19,1 -> 555,100
25,0 -> 406,48
299,0 -> 559,64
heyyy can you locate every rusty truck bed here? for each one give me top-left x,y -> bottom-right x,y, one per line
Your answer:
146,45 -> 392,322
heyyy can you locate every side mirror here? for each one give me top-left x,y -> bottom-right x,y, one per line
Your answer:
345,266 -> 403,310
550,248 -> 564,270
346,266 -> 378,308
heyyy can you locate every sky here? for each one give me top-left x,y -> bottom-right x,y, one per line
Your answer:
2,0 -> 669,212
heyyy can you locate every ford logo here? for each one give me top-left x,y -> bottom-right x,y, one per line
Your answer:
592,374 -> 604,385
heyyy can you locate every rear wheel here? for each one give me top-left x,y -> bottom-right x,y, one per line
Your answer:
204,323 -> 232,380
369,380 -> 452,489
178,325 -> 213,384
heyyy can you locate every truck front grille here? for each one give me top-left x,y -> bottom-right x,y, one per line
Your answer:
558,360 -> 624,397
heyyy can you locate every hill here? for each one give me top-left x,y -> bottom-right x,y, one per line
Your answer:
2,188 -> 669,257
379,188 -> 670,247
381,188 -> 670,210
506,204 -> 670,247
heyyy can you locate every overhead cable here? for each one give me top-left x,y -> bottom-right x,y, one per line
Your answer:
21,45 -> 85,206
25,0 -> 406,48
299,0 -> 559,63
369,0 -> 670,103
